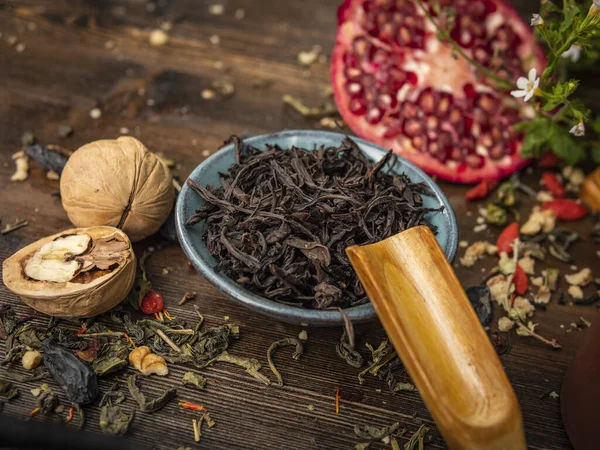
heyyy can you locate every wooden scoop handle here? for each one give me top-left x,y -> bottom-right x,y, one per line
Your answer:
346,226 -> 525,450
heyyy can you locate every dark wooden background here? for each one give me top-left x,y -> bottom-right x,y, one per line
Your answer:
1,1 -> 599,449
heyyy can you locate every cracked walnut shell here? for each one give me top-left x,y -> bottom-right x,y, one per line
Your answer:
2,226 -> 135,318
60,137 -> 174,242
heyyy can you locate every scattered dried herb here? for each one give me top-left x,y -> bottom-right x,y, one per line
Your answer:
129,252 -> 153,310
355,444 -> 370,450
358,340 -> 396,384
100,382 -> 126,407
336,308 -> 364,368
0,305 -> 17,337
127,375 -> 177,413
404,425 -> 430,450
100,405 -> 135,435
9,366 -> 49,383
186,136 -> 439,309
36,384 -> 59,414
1,220 -> 28,235
1,344 -> 29,366
206,351 -> 270,385
42,339 -> 99,404
266,337 -> 304,386
182,372 -> 207,390
0,380 -> 19,400
92,341 -> 129,376
354,422 -> 401,440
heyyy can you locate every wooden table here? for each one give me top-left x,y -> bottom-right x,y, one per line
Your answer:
1,1 -> 598,449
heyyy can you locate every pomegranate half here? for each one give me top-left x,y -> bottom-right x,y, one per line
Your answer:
331,0 -> 545,183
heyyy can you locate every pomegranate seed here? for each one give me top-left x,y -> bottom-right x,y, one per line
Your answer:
437,93 -> 453,118
463,83 -> 477,99
376,12 -> 388,26
466,154 -> 485,168
418,88 -> 437,114
379,23 -> 397,42
383,123 -> 404,138
404,118 -> 423,137
506,140 -> 519,155
467,1 -> 487,18
402,102 -> 419,119
448,106 -> 463,125
349,98 -> 367,115
412,135 -> 426,150
372,49 -> 390,64
366,108 -> 383,124
377,94 -> 397,109
449,148 -> 463,162
476,94 -> 497,114
345,67 -> 362,80
346,83 -> 362,96
404,16 -> 416,27
489,144 -> 505,160
398,27 -> 411,45
425,116 -> 439,130
406,72 -> 418,85
480,133 -> 493,148
392,12 -> 403,24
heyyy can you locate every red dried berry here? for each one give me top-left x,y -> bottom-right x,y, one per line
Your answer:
140,290 -> 164,314
537,152 -> 560,168
513,265 -> 528,295
465,179 -> 498,201
496,222 -> 519,255
542,172 -> 566,198
541,199 -> 588,221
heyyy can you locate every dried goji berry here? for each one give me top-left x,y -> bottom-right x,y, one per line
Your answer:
513,265 -> 528,295
537,152 -> 560,168
465,179 -> 498,201
140,290 -> 164,314
542,172 -> 566,198
541,199 -> 588,221
496,222 -> 519,255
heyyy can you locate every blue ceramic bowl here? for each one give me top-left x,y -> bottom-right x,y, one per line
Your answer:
175,130 -> 458,327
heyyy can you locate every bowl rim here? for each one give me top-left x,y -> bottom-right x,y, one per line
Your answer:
175,129 -> 458,326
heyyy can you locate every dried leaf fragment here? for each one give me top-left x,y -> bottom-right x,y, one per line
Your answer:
568,285 -> 584,300
11,151 -> 29,181
521,208 -> 556,235
498,317 -> 515,332
460,241 -> 497,267
565,268 -> 592,287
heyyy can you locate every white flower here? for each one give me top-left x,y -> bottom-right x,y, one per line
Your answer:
569,120 -> 585,137
561,44 -> 582,63
530,14 -> 544,26
510,68 -> 540,102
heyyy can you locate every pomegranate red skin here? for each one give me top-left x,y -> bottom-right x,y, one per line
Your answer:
332,0 -> 546,184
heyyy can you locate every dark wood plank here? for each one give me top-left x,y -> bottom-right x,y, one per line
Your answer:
1,1 -> 598,449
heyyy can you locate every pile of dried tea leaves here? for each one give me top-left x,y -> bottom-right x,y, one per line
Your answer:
187,136 -> 441,309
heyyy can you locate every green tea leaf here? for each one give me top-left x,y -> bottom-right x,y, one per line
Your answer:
182,372 -> 207,390
127,375 -> 177,413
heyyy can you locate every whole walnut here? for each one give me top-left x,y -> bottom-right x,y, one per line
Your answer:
60,137 -> 174,242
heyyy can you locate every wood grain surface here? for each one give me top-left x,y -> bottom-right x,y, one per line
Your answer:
1,1 -> 599,449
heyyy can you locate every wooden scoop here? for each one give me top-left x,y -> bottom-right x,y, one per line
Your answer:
346,226 -> 525,450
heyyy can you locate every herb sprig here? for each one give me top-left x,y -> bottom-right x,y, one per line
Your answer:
420,0 -> 600,164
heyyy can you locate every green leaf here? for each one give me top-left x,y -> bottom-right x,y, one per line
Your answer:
591,143 -> 600,163
547,123 -> 586,164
